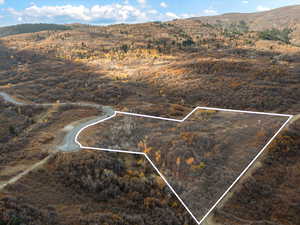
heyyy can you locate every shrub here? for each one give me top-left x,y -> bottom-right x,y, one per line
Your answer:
182,38 -> 195,47
120,44 -> 129,53
0,217 -> 22,225
259,28 -> 293,44
238,20 -> 249,33
223,20 -> 249,37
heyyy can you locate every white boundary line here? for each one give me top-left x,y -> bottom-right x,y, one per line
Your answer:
75,107 -> 293,224
198,114 -> 293,224
0,92 -> 293,224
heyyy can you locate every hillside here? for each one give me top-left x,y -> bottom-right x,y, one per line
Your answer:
0,4 -> 300,225
213,117 -> 300,225
191,5 -> 300,45
0,150 -> 194,225
0,23 -> 72,38
0,19 -> 299,113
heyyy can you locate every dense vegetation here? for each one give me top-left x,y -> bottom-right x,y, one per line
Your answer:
259,28 -> 293,44
0,151 -> 194,225
0,100 -> 46,167
222,20 -> 250,38
0,196 -> 59,225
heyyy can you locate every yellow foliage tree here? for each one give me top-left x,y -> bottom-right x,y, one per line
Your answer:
155,151 -> 161,163
186,157 -> 194,165
138,140 -> 152,154
176,157 -> 181,166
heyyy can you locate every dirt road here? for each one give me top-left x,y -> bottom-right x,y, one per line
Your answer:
0,92 -> 115,190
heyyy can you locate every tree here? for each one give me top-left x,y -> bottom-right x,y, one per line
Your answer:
223,20 -> 249,38
9,125 -> 16,136
120,44 -> 129,53
238,20 -> 249,33
182,38 -> 195,47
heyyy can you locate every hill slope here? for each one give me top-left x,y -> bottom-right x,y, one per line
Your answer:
0,23 -> 72,37
190,5 -> 300,44
0,5 -> 300,225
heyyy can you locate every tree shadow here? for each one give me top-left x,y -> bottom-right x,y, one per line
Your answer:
0,39 -> 165,108
147,47 -> 300,114
0,39 -> 299,114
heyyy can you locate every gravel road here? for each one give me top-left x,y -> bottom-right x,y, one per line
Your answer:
0,92 -> 115,151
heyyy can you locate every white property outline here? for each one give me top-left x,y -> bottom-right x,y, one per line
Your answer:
75,106 -> 293,225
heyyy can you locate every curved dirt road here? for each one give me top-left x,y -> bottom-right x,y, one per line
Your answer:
0,91 -> 115,190
0,92 -> 115,151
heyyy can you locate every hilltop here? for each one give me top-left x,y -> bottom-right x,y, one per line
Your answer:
0,23 -> 72,38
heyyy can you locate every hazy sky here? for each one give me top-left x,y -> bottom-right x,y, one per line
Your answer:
0,0 -> 300,26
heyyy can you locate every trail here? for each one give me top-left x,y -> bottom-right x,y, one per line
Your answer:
0,155 -> 53,190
